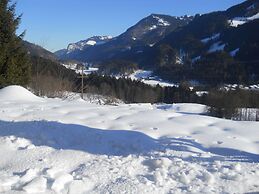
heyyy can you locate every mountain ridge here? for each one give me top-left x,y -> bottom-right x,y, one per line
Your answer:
55,14 -> 193,62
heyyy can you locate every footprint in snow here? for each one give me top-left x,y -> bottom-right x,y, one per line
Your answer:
22,176 -> 47,193
51,173 -> 74,193
0,174 -> 20,192
0,168 -> 43,193
71,164 -> 88,179
4,136 -> 33,150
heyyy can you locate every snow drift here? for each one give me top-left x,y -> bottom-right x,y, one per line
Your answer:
0,85 -> 42,102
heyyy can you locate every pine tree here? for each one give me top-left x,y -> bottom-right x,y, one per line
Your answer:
0,0 -> 31,87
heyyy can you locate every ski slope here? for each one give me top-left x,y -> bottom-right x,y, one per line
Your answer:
0,86 -> 259,193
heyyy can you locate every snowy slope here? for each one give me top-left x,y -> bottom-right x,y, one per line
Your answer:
201,33 -> 220,44
67,36 -> 113,53
127,70 -> 178,87
229,12 -> 259,27
208,42 -> 226,53
0,86 -> 259,193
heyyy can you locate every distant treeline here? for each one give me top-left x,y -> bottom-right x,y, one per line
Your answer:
75,74 -> 259,120
76,74 -> 198,104
204,88 -> 259,120
30,56 -> 77,97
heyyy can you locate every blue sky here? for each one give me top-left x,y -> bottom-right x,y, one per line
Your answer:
15,0 -> 244,52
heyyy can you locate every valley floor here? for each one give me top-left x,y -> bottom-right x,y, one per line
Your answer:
0,86 -> 259,193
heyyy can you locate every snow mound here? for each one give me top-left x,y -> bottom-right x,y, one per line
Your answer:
0,86 -> 41,102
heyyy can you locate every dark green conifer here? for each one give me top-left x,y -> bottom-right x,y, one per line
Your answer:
0,0 -> 31,87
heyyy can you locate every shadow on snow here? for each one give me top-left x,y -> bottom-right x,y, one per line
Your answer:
0,120 -> 258,162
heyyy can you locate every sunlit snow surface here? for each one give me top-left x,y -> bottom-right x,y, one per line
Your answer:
229,12 -> 259,27
201,33 -> 220,44
128,70 -> 178,87
0,86 -> 259,193
208,42 -> 226,53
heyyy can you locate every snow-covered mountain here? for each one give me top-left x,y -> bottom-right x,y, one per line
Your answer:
226,0 -> 259,27
55,36 -> 113,58
67,35 -> 113,53
120,14 -> 192,43
54,14 -> 193,61
142,0 -> 259,84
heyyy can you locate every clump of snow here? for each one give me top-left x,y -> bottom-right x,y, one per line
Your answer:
196,91 -> 208,97
0,86 -> 259,193
86,40 -> 97,46
68,178 -> 95,194
51,173 -> 74,192
23,176 -> 47,193
202,171 -> 215,184
149,25 -> 158,31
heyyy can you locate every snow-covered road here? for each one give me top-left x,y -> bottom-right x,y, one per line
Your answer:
0,86 -> 259,193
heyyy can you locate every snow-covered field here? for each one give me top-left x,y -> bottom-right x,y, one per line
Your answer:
0,86 -> 259,194
128,70 -> 178,87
